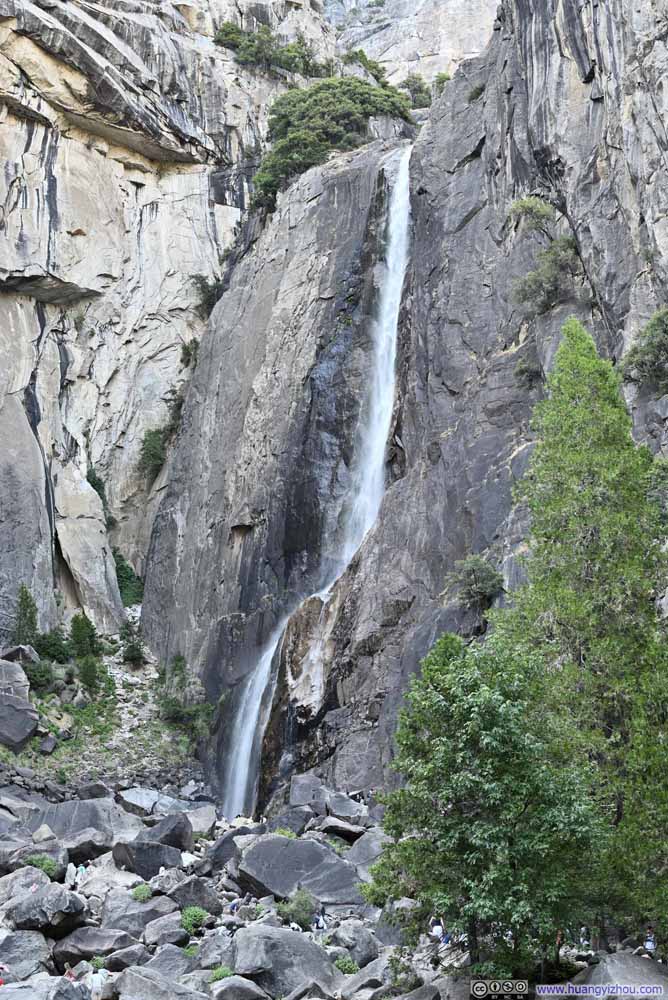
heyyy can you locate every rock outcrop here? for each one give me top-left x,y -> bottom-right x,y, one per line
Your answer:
0,0 -> 334,635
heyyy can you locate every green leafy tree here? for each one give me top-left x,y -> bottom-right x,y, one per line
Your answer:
446,554 -> 504,612
69,612 -> 99,657
78,654 -> 101,696
12,584 -> 38,646
138,429 -> 167,483
253,78 -> 411,209
433,72 -> 451,96
399,73 -> 431,109
113,549 -> 144,607
623,307 -> 668,392
34,627 -> 70,663
364,633 -> 604,976
494,317 -> 668,925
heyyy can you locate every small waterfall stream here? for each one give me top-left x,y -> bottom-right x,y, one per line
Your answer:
221,144 -> 412,818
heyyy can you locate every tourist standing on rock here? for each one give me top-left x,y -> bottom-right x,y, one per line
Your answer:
645,926 -> 657,958
314,904 -> 327,938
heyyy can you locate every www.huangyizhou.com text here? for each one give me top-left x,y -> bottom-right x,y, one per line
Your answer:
536,986 -> 664,996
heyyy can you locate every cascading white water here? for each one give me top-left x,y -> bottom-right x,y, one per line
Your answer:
221,145 -> 412,819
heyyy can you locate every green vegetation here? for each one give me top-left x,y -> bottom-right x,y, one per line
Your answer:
511,196 -> 583,312
210,966 -> 234,983
254,77 -> 411,210
90,956 -> 105,971
138,428 -> 167,483
131,883 -> 152,903
23,658 -> 55,692
182,945 -> 198,958
193,274 -> 225,319
113,550 -> 144,607
445,554 -> 503,611
335,957 -> 360,975
273,827 -> 297,839
25,854 -> 58,878
157,696 -> 213,739
181,339 -> 199,368
87,466 -> 115,528
276,888 -> 316,931
369,318 -> 668,974
399,72 -> 431,109
181,906 -> 208,935
215,22 -> 330,77
120,620 -> 145,667
364,633 -> 604,974
12,584 -> 37,646
623,307 -> 668,391
342,48 -> 387,85
69,613 -> 99,658
78,654 -> 103,696
34,627 -> 70,663
434,71 -> 451,96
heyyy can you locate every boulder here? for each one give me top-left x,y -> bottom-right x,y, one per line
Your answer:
112,839 -> 183,879
309,816 -> 366,842
115,966 -> 208,999
233,924 -> 342,998
25,799 -> 143,855
76,855 -> 141,898
167,874 -> 223,915
327,919 -> 379,968
346,829 -> 390,883
0,864 -> 51,905
0,977 -> 92,999
145,943 -> 196,978
78,781 -> 111,799
211,976 -> 270,1000
197,929 -> 235,969
0,696 -> 39,751
117,787 -> 163,817
0,661 -> 30,700
327,793 -> 369,826
207,828 -> 253,871
106,942 -> 151,970
2,883 -> 85,934
53,926 -> 140,970
0,928 -> 51,979
185,805 -> 217,838
341,954 -> 392,1000
39,735 -> 58,755
238,835 -> 364,905
101,888 -> 178,939
144,910 -> 189,947
2,841 -> 68,880
266,808 -> 314,837
145,812 -> 194,852
289,775 -> 329,814
0,647 -> 40,665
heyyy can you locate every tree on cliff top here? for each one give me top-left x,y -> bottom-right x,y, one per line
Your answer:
363,633 -> 604,977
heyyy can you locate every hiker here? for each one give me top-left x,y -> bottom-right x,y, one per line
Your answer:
75,863 -> 87,889
580,925 -> 591,949
429,916 -> 444,940
645,926 -> 657,959
314,905 -> 327,939
63,964 -> 76,982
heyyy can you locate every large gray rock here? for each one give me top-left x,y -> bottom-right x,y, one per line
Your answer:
144,911 -> 189,948
25,799 -> 143,856
197,929 -> 235,970
0,696 -> 39,751
211,976 -> 269,1000
0,978 -> 92,999
106,942 -> 151,971
115,966 -> 208,999
341,953 -> 393,1000
0,661 -> 30,700
0,865 -> 51,905
346,829 -> 390,883
327,919 -> 379,968
0,841 -> 68,880
238,834 -> 363,906
145,943 -> 196,979
167,874 -> 223,915
233,924 -> 342,997
0,928 -> 51,979
112,839 -> 183,880
145,812 -> 194,852
2,883 -> 85,934
53,926 -> 140,970
101,888 -> 178,940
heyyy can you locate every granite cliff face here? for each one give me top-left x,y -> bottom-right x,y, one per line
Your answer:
3,0 -> 666,812
147,0 -> 668,808
0,0 -> 333,635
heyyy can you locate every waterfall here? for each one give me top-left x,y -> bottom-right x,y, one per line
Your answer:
221,144 -> 412,819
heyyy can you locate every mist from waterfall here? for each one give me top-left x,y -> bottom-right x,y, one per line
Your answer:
221,144 -> 413,819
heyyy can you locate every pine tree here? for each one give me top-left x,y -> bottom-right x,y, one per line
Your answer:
364,633 -> 604,977
494,317 -> 668,924
69,612 -> 99,658
12,584 -> 38,646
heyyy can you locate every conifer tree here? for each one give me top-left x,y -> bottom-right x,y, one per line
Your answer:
12,584 -> 38,646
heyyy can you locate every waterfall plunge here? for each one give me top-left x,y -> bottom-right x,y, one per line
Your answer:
221,145 -> 412,819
